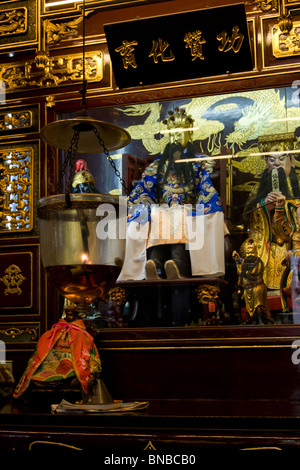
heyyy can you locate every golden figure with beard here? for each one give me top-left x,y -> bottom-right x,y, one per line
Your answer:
244,134 -> 300,291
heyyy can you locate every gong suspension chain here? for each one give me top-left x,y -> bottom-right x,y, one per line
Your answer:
56,127 -> 80,195
92,126 -> 129,196
56,125 -> 129,197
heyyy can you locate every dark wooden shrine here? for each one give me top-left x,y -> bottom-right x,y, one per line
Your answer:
1,0 -> 300,454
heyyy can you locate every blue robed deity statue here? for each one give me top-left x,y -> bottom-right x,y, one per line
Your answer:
118,107 -> 227,281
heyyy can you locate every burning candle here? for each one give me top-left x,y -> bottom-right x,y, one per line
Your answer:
81,253 -> 91,264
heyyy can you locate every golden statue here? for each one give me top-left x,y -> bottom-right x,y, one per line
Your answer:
232,238 -> 275,324
272,195 -> 300,312
244,133 -> 300,291
196,284 -> 221,326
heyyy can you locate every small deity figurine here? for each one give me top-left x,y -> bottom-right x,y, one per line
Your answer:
72,159 -> 98,193
232,238 -> 275,324
196,284 -> 222,326
13,307 -> 101,399
104,287 -> 128,328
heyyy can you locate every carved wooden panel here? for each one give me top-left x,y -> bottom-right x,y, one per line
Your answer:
0,48 -> 104,92
262,14 -> 300,68
245,0 -> 278,12
0,143 -> 37,233
0,322 -> 39,343
0,0 -> 38,51
0,104 -> 39,136
0,140 -> 40,235
42,13 -> 86,47
273,19 -> 300,58
0,244 -> 40,315
0,7 -> 27,37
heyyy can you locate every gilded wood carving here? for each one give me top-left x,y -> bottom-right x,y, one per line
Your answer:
273,21 -> 300,57
0,326 -> 37,341
0,51 -> 103,91
0,264 -> 26,296
0,147 -> 33,232
0,7 -> 27,36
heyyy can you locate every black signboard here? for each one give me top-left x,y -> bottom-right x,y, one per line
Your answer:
104,3 -> 253,89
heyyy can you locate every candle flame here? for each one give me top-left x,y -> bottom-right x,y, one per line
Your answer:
81,253 -> 90,264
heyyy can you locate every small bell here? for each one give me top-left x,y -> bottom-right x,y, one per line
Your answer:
84,371 -> 113,405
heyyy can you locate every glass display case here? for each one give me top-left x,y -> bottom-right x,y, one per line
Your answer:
57,83 -> 300,328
